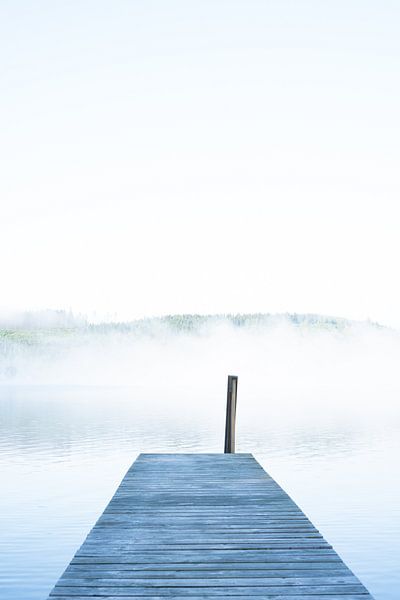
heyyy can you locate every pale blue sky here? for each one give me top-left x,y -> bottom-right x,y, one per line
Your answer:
1,1 -> 400,324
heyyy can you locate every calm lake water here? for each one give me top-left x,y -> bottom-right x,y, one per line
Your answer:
1,384 -> 399,600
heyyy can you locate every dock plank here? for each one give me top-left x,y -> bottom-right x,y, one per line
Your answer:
48,453 -> 373,598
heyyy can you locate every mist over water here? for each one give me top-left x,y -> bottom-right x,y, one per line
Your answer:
1,314 -> 400,599
2,314 -> 400,422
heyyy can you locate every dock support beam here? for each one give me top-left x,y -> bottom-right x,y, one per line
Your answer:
224,375 -> 238,453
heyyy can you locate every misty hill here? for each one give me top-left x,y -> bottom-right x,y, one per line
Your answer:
0,311 -> 390,385
0,310 -> 382,339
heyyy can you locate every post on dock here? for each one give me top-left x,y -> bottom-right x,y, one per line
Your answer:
224,375 -> 238,453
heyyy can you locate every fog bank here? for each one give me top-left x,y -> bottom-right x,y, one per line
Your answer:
1,313 -> 399,425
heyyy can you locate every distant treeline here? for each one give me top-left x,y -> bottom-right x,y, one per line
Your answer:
88,312 -> 355,335
0,310 -> 382,342
0,311 -> 385,383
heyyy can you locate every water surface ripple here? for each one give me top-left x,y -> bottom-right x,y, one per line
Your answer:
0,385 -> 399,600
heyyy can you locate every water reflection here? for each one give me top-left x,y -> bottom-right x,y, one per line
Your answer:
0,385 -> 399,599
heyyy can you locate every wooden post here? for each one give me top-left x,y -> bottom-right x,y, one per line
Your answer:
224,375 -> 238,453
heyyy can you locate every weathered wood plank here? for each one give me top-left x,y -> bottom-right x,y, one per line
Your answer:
50,596 -> 371,600
50,587 -> 370,597
48,453 -> 373,598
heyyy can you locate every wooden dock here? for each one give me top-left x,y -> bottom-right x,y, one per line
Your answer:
48,453 -> 373,599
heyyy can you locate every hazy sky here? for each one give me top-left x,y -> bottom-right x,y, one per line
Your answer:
1,1 -> 400,325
